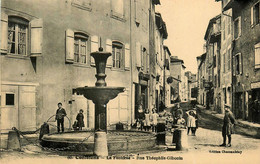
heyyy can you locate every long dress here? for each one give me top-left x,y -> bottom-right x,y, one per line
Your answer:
76,113 -> 85,128
144,113 -> 151,126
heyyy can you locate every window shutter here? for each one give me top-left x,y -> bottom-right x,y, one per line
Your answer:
255,43 -> 260,69
30,18 -> 43,56
124,43 -> 130,70
147,53 -> 149,72
106,39 -> 112,67
135,0 -> 141,23
90,35 -> 99,65
1,12 -> 8,54
141,45 -> 144,69
239,53 -> 242,75
65,29 -> 74,62
136,42 -> 141,67
251,7 -> 254,26
238,17 -> 241,37
232,56 -> 236,76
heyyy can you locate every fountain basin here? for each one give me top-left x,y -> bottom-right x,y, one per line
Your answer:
41,130 -> 157,154
76,87 -> 125,104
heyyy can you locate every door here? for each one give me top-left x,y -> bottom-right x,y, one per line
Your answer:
1,85 -> 19,133
1,85 -> 37,132
18,86 -> 37,131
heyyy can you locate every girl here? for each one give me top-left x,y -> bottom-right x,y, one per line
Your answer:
76,109 -> 85,131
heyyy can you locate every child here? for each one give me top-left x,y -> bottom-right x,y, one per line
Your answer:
76,109 -> 85,131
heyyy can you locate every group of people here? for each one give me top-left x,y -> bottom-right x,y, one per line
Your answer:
135,105 -> 159,132
53,102 -> 237,148
55,102 -> 85,133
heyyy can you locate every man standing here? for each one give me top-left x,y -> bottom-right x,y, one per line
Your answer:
220,105 -> 236,147
55,102 -> 67,133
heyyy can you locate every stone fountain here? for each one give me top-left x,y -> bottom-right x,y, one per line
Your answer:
41,48 -> 157,156
75,48 -> 124,156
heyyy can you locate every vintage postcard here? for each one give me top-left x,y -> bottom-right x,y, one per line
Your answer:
0,0 -> 260,163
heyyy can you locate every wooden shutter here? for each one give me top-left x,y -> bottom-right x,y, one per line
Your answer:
251,7 -> 254,26
239,53 -> 242,75
135,0 -> 141,23
146,53 -> 149,72
106,39 -> 112,67
232,56 -> 236,76
136,42 -> 141,67
255,43 -> 260,69
91,35 -> 99,65
30,18 -> 43,56
238,17 -> 241,37
124,43 -> 130,70
65,29 -> 74,62
1,12 -> 8,54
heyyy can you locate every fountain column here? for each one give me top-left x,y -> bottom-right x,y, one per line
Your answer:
76,48 -> 124,156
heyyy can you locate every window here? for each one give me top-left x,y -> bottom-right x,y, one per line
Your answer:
255,42 -> 260,69
112,41 -> 124,69
74,33 -> 88,64
111,0 -> 124,18
234,17 -> 241,39
71,0 -> 92,11
223,88 -> 227,104
251,2 -> 260,26
6,93 -> 14,105
8,17 -> 29,55
234,53 -> 242,75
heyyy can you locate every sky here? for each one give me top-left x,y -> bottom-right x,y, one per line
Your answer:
156,0 -> 221,74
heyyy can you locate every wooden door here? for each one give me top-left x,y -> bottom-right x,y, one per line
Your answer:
1,85 -> 19,133
18,86 -> 37,131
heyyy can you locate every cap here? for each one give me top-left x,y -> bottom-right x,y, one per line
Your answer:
224,104 -> 230,108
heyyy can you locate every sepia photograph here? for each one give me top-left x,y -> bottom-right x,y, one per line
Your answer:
0,0 -> 260,163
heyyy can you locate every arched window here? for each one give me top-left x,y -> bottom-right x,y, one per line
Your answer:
8,16 -> 29,55
112,41 -> 123,69
74,32 -> 89,64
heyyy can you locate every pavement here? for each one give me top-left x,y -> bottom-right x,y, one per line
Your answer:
197,104 -> 260,138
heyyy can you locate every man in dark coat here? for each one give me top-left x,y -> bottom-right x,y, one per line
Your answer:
220,105 -> 236,147
55,102 -> 67,133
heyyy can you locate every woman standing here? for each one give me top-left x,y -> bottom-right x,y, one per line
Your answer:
76,109 -> 85,131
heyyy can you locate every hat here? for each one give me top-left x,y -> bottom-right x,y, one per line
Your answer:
224,104 -> 230,108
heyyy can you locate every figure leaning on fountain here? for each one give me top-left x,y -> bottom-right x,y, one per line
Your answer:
55,102 -> 67,133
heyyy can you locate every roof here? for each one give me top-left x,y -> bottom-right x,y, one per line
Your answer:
163,46 -> 172,56
204,14 -> 221,40
153,0 -> 161,5
155,12 -> 168,39
170,57 -> 184,64
198,53 -> 206,69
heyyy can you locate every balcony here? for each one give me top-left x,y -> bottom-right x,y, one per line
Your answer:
222,0 -> 242,11
210,22 -> 221,43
